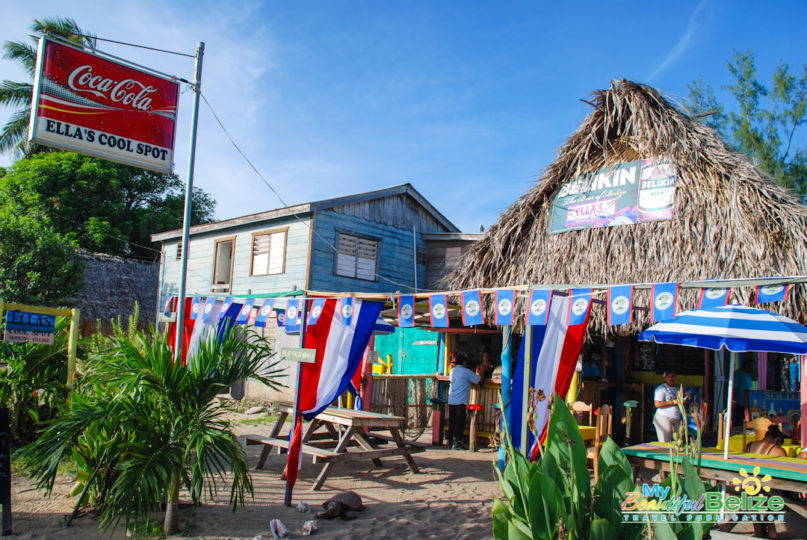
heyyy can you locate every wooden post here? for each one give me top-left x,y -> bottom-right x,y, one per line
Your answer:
521,325 -> 533,455
67,308 -> 80,392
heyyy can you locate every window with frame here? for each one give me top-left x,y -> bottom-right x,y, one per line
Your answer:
335,232 -> 378,281
251,229 -> 287,276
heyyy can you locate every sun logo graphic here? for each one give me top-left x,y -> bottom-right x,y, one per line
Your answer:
732,467 -> 772,496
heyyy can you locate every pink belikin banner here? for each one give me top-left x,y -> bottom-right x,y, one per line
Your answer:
28,37 -> 180,173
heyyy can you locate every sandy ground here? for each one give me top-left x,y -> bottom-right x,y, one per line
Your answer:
9,411 -> 807,539
9,412 -> 500,539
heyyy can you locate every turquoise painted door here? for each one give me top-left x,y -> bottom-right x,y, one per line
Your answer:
375,327 -> 441,375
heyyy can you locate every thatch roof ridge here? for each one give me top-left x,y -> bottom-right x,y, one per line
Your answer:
449,80 -> 807,334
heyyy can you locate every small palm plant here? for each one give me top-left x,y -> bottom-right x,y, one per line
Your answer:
20,325 -> 284,535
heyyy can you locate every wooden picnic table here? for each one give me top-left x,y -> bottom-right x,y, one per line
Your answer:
245,402 -> 424,490
622,441 -> 807,493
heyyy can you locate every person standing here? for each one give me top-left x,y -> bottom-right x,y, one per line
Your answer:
653,370 -> 689,442
447,354 -> 482,450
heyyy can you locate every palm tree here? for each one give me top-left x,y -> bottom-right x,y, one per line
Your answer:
20,325 -> 285,535
0,17 -> 95,154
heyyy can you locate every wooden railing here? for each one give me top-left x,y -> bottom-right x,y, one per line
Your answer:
369,374 -> 503,442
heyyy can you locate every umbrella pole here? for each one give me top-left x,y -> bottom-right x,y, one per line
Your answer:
723,350 -> 736,460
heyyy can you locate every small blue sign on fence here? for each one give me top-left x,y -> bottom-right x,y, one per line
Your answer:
4,310 -> 56,344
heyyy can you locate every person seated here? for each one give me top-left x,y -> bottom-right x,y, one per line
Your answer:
582,354 -> 602,379
745,425 -> 787,457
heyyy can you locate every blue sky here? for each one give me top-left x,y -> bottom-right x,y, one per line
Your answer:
1,0 -> 805,233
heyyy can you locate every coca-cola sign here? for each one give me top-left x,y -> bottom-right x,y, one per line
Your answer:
29,37 -> 179,174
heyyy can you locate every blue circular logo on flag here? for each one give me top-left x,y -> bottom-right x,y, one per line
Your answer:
287,305 -> 298,320
572,298 -> 588,316
760,285 -> 785,296
342,303 -> 353,319
192,302 -> 199,314
240,304 -> 250,315
497,298 -> 512,316
312,305 -> 322,319
530,299 -> 547,316
655,292 -> 674,310
432,304 -> 446,319
705,288 -> 725,300
465,300 -> 480,316
204,302 -> 212,314
400,304 -> 413,319
611,295 -> 629,315
260,304 -> 271,316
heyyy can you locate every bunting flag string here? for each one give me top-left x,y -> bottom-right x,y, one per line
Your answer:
429,294 -> 449,328
398,295 -> 415,328
495,289 -> 514,326
236,298 -> 255,324
526,289 -> 552,326
756,284 -> 789,304
651,282 -> 679,322
461,290 -> 484,326
309,298 -> 326,325
254,298 -> 274,328
163,275 -> 803,332
607,285 -> 633,325
698,287 -> 730,309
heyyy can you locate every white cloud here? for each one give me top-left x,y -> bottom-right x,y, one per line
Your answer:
648,0 -> 711,82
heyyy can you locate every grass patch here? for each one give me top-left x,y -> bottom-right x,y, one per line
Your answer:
238,413 -> 279,426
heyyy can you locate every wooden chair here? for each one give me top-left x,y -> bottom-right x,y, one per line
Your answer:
571,401 -> 594,426
742,417 -> 782,451
586,405 -> 613,482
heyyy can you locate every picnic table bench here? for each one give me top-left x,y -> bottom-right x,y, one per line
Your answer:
245,402 -> 423,490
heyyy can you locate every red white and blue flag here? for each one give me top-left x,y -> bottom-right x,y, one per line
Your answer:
285,299 -> 384,491
607,285 -> 633,325
429,294 -> 449,328
651,282 -> 679,322
254,299 -> 274,327
236,298 -> 255,324
461,290 -> 484,326
755,284 -> 789,304
699,287 -> 730,309
398,295 -> 415,328
495,289 -> 514,326
509,294 -> 591,460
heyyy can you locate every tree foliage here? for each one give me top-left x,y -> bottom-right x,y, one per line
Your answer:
0,17 -> 95,154
685,50 -> 807,196
0,151 -> 215,259
0,205 -> 83,304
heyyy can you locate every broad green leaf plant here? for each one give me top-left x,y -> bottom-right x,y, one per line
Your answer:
20,324 -> 285,536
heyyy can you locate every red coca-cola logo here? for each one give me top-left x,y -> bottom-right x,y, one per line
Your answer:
67,65 -> 157,111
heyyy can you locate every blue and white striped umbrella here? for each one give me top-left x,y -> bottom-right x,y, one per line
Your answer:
638,304 -> 807,354
640,304 -> 807,460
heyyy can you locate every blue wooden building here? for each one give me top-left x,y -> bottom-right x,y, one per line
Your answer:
151,184 -> 471,397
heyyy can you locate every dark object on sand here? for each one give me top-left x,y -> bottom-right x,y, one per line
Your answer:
315,491 -> 365,520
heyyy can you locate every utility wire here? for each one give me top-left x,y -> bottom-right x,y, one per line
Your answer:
68,32 -> 195,58
199,91 -> 428,292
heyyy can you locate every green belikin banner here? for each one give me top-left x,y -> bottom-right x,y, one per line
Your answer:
548,158 -> 677,234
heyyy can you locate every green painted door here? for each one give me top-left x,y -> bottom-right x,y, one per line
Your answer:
375,327 -> 441,375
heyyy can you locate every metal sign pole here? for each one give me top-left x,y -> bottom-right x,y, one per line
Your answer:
174,42 -> 205,358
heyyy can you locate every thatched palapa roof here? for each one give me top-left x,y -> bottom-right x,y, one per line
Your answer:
449,80 -> 807,335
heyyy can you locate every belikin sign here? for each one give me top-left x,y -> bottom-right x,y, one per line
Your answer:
28,37 -> 180,174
